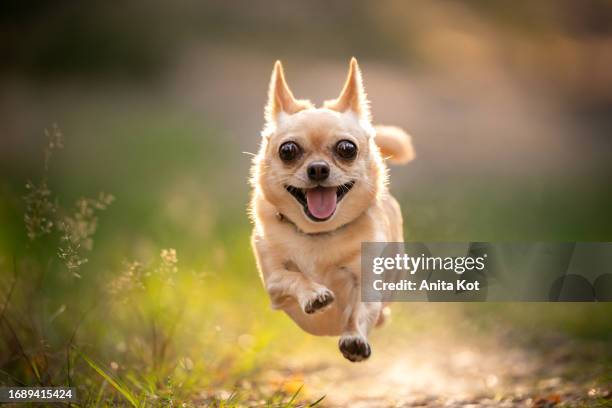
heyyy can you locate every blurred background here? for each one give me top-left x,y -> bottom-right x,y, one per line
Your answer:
0,1 -> 611,406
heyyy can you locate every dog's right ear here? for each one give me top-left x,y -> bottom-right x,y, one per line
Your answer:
265,61 -> 310,126
324,58 -> 370,121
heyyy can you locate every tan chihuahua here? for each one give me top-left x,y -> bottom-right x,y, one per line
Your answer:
249,58 -> 414,362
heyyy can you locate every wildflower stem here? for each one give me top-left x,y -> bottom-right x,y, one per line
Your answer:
0,255 -> 18,322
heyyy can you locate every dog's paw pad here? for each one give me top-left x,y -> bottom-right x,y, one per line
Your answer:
339,335 -> 371,362
303,288 -> 335,314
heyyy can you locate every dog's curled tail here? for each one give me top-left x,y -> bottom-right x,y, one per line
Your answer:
374,125 -> 415,165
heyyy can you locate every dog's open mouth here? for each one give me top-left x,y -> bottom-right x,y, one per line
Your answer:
285,181 -> 355,222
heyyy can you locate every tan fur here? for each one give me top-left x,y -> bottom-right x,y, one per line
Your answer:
324,58 -> 371,120
374,125 -> 416,164
265,61 -> 313,122
249,58 -> 414,362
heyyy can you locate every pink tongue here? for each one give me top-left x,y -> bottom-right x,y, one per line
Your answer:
306,187 -> 337,219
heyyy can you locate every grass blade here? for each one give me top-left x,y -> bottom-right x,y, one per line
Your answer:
94,379 -> 107,407
78,350 -> 138,407
285,384 -> 303,407
308,395 -> 326,407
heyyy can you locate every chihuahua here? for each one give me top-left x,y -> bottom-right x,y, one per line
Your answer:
249,58 -> 414,362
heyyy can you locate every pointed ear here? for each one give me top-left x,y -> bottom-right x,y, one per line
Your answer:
325,57 -> 370,119
265,61 -> 307,123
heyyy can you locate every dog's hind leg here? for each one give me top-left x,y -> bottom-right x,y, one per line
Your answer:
375,305 -> 391,327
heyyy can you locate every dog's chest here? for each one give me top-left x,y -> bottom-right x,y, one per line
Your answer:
282,229 -> 360,282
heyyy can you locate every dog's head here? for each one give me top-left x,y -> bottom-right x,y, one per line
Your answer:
252,58 -> 386,234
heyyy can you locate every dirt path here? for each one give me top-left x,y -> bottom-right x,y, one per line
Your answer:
257,306 -> 611,407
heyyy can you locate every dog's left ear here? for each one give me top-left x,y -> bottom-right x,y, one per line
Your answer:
325,57 -> 370,121
265,61 -> 311,125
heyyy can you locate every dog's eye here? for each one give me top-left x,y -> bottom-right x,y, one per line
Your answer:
279,142 -> 301,162
336,140 -> 357,160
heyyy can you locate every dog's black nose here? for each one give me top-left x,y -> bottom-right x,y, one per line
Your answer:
307,161 -> 330,181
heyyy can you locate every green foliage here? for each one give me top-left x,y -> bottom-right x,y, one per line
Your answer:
78,349 -> 139,407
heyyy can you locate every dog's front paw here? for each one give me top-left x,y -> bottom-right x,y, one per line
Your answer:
339,334 -> 371,362
302,287 -> 335,314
